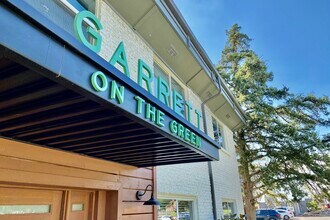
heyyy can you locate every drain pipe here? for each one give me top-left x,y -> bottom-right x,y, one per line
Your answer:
201,77 -> 222,220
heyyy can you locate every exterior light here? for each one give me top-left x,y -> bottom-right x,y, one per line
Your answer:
136,184 -> 160,206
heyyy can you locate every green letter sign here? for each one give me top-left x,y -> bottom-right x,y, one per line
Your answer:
91,71 -> 108,92
138,59 -> 154,94
74,10 -> 103,53
109,42 -> 130,77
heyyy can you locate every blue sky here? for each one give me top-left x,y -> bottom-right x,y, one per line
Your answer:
174,0 -> 330,97
174,0 -> 329,135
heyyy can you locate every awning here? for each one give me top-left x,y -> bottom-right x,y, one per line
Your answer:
0,0 -> 220,167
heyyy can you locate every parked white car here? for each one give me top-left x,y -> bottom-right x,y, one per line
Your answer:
276,207 -> 295,217
276,209 -> 291,219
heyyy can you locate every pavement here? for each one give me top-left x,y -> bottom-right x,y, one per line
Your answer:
293,217 -> 330,220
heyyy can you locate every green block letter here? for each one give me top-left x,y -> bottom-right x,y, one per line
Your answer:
134,96 -> 145,114
173,90 -> 184,117
138,59 -> 154,94
185,101 -> 193,122
195,110 -> 202,130
110,80 -> 125,104
109,42 -> 130,77
74,11 -> 103,53
157,76 -> 170,107
169,120 -> 178,134
91,71 -> 108,92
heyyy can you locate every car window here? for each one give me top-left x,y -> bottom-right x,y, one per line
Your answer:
269,210 -> 278,214
260,210 -> 268,215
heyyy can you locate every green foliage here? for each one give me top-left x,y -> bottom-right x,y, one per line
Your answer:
306,201 -> 319,211
221,214 -> 245,220
217,24 -> 330,216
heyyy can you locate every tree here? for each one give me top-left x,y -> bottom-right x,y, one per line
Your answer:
217,24 -> 330,220
306,201 -> 319,211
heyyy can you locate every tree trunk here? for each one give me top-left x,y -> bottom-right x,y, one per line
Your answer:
242,165 -> 257,220
237,132 -> 257,220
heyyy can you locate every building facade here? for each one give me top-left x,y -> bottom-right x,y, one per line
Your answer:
158,125 -> 245,220
0,0 -> 245,219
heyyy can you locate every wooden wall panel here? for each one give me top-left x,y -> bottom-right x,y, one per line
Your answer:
122,202 -> 153,214
119,168 -> 153,180
119,176 -> 153,190
122,214 -> 153,220
122,189 -> 151,202
0,138 -> 133,174
0,138 -> 156,220
0,155 -> 119,182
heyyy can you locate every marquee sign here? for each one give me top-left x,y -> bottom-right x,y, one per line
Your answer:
0,0 -> 220,162
74,11 -> 203,130
73,10 -> 205,149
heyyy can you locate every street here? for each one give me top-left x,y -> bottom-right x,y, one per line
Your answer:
294,217 -> 330,220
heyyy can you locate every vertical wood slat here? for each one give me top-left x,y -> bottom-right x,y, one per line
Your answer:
95,191 -> 106,220
152,167 -> 158,220
0,138 -> 156,220
122,214 -> 153,220
122,202 -> 153,215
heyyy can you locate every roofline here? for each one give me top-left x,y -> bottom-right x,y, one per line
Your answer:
158,0 -> 247,125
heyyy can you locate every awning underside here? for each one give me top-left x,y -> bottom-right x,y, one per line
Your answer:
0,58 -> 210,167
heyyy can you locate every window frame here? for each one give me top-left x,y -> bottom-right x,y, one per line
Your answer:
157,194 -> 197,220
222,200 -> 237,219
56,0 -> 97,30
211,116 -> 225,148
153,57 -> 187,114
58,0 -> 95,13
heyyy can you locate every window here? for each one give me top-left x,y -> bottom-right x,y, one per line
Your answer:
212,117 -> 224,147
153,62 -> 186,117
158,198 -> 194,220
0,205 -> 51,214
67,0 -> 95,11
171,78 -> 185,116
0,186 -> 118,219
154,64 -> 170,106
222,201 -> 236,219
23,0 -> 95,36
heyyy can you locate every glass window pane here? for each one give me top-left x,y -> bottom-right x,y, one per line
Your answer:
217,127 -> 223,147
23,0 -> 95,37
0,205 -> 51,215
72,203 -> 84,211
212,117 -> 224,147
222,202 -> 235,219
212,117 -> 219,142
171,79 -> 185,116
154,65 -> 170,84
158,199 -> 177,220
178,200 -> 193,220
154,64 -> 170,106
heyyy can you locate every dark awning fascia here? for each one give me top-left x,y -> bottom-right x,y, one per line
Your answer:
0,0 -> 220,161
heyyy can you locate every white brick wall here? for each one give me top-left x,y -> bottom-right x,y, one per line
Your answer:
157,162 -> 214,220
212,125 -> 244,219
96,2 -> 244,219
98,1 -> 153,89
157,123 -> 244,220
